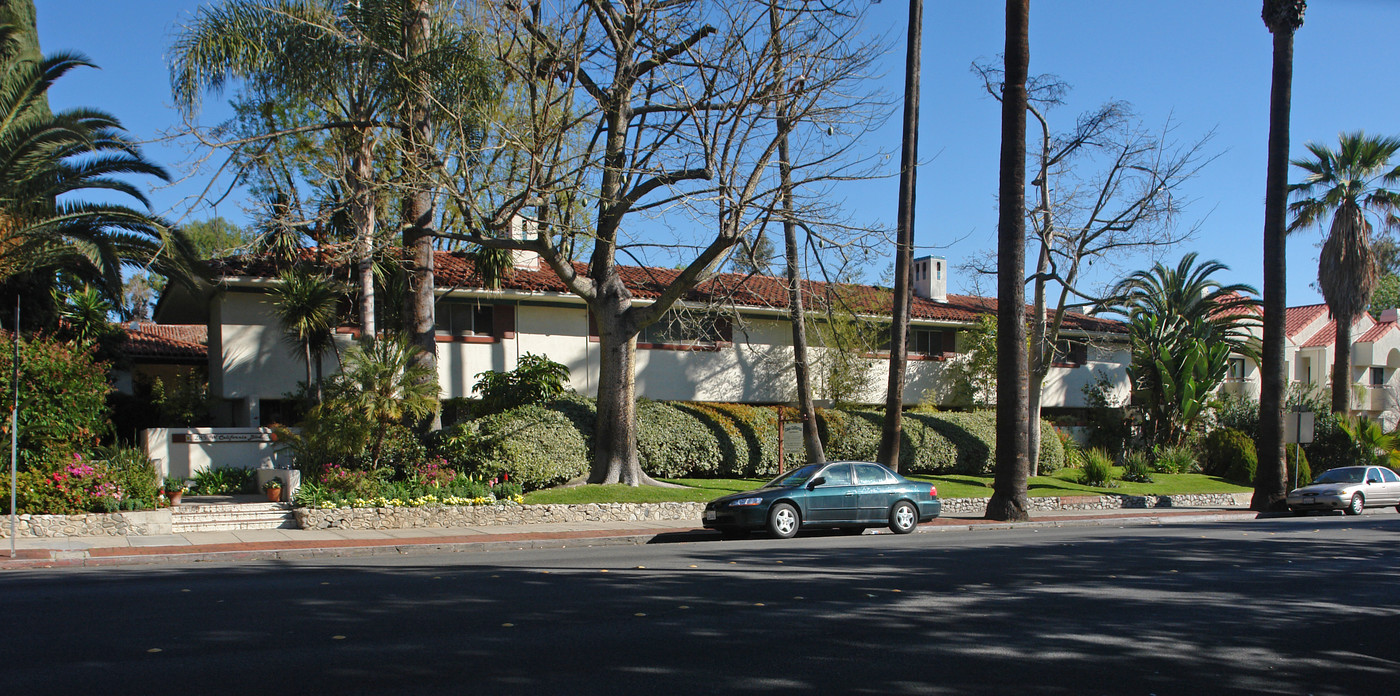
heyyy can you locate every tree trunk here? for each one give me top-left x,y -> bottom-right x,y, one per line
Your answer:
987,0 -> 1031,522
402,0 -> 440,429
349,128 -> 378,339
769,0 -> 824,465
590,306 -> 643,485
1027,235 -> 1052,477
1331,317 -> 1353,414
877,0 -> 922,473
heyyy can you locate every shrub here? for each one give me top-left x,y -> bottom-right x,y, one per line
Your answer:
410,459 -> 458,488
3,452 -> 154,514
1287,443 -> 1312,488
193,467 -> 254,495
822,408 -> 1063,476
1225,445 -> 1258,486
468,404 -> 591,490
1121,450 -> 1154,483
1203,428 -> 1254,478
472,353 -> 570,417
318,464 -> 384,498
1153,445 -> 1199,474
1080,448 -> 1115,488
1056,428 -> 1084,469
0,333 -> 111,470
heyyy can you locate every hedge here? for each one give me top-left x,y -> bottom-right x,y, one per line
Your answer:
460,398 -> 1063,490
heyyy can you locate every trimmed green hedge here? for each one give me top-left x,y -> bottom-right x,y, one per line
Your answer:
456,398 -> 1063,490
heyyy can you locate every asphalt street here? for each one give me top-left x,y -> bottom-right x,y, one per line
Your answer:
4,513 -> 1398,695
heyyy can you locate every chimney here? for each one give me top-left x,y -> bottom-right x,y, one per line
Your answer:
1383,308 -> 1399,324
913,256 -> 947,302
509,211 -> 541,272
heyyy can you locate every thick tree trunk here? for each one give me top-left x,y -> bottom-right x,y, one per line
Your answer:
590,307 -> 647,485
1331,317 -> 1353,414
1027,240 -> 1051,477
349,129 -> 378,339
877,0 -> 922,473
402,0 -> 440,429
987,0 -> 1031,522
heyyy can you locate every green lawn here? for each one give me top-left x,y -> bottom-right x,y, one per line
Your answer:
521,469 -> 1251,505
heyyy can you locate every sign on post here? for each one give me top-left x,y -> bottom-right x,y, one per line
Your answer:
1284,411 -> 1315,445
782,423 -> 805,452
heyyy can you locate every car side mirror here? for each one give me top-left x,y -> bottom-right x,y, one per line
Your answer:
807,476 -> 826,490
1368,479 -> 1380,484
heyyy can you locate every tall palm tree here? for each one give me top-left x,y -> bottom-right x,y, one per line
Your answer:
987,0 -> 1030,522
337,335 -> 436,467
271,270 -> 343,403
1255,0 -> 1305,512
1288,131 -> 1400,413
0,24 -> 187,305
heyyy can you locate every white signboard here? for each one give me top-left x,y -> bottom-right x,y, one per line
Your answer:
782,423 -> 805,451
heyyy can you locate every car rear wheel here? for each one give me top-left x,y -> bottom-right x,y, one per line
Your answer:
889,501 -> 918,534
767,503 -> 800,539
1345,493 -> 1364,516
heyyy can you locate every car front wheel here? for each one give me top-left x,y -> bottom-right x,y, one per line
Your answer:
889,501 -> 918,534
767,502 -> 800,539
1345,493 -> 1364,516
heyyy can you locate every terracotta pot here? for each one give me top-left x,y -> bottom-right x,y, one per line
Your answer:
167,491 -> 183,505
266,488 -> 283,503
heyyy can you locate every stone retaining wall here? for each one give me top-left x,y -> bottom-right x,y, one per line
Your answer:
294,501 -> 709,530
938,492 -> 1252,515
0,510 -> 173,538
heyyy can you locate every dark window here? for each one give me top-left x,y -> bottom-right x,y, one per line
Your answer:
1371,367 -> 1385,386
641,311 -> 725,344
1053,339 -> 1089,365
436,302 -> 494,336
855,463 -> 894,484
1380,468 -> 1400,484
819,463 -> 853,486
1228,358 -> 1246,381
908,328 -> 954,356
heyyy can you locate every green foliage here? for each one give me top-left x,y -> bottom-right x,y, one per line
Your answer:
1286,443 -> 1312,488
472,353 -> 571,416
1081,368 -> 1134,452
192,467 -> 254,495
163,477 -> 189,494
1152,445 -> 1199,474
183,217 -> 254,259
1203,428 -> 1255,478
3,450 -> 157,514
938,315 -> 998,408
1080,448 -> 1115,487
465,404 -> 592,491
0,332 -> 111,470
1338,416 -> 1400,468
822,408 -> 1064,476
1056,428 -> 1083,469
263,476 -> 284,491
1370,273 -> 1400,315
1114,253 -> 1260,446
1121,450 -> 1154,483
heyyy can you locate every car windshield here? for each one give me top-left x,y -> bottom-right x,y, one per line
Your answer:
1313,468 -> 1365,484
764,464 -> 823,488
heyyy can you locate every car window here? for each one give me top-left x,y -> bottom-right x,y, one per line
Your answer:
1381,468 -> 1400,484
855,463 -> 895,485
819,464 -> 853,486
765,464 -> 822,488
1314,468 -> 1364,484
1367,468 -> 1383,483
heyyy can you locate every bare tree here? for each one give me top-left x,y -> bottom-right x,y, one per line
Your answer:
973,60 -> 1215,474
434,0 -> 884,485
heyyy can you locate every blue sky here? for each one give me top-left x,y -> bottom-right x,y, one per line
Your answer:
34,0 -> 1400,308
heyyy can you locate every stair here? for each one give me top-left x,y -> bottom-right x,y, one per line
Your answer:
172,501 -> 299,532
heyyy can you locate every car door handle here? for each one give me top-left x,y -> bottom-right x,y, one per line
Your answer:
845,491 -> 855,496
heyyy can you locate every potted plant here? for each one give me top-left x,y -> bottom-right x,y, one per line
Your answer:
164,478 -> 189,505
263,476 -> 284,503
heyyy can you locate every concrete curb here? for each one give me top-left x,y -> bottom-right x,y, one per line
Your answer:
0,509 -> 1259,570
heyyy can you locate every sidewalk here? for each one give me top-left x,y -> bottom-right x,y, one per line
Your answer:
0,505 -> 1259,570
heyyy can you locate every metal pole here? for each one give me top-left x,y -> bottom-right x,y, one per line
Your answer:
10,297 -> 19,556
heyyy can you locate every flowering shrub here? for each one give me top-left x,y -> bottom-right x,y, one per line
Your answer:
318,464 -> 383,498
411,459 -> 458,488
4,453 -> 154,514
0,333 -> 112,470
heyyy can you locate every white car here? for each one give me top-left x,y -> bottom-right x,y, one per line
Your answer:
1286,466 -> 1400,515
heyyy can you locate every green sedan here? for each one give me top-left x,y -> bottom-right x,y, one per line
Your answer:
703,461 -> 941,538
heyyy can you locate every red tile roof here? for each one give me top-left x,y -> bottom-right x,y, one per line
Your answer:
1358,320 -> 1397,343
1285,304 -> 1329,339
209,249 -> 1129,334
121,322 -> 207,361
1299,316 -> 1374,349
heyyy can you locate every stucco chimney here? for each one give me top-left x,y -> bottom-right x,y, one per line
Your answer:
1382,307 -> 1399,324
913,256 -> 947,303
509,212 -> 541,271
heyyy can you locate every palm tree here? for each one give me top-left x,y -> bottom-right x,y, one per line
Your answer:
986,0 -> 1031,522
1288,131 -> 1400,413
336,335 -> 437,467
0,22 -> 190,313
271,270 -> 343,403
1255,0 -> 1305,512
1114,254 -> 1261,446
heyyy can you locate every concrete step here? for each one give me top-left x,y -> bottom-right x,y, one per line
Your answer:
172,502 -> 298,532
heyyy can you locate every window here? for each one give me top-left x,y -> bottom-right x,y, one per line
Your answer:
640,311 -> 726,345
1380,468 -> 1400,484
1371,367 -> 1385,386
436,302 -> 494,336
818,463 -> 852,486
908,328 -> 954,356
855,463 -> 895,485
1053,339 -> 1089,366
1228,358 -> 1246,381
